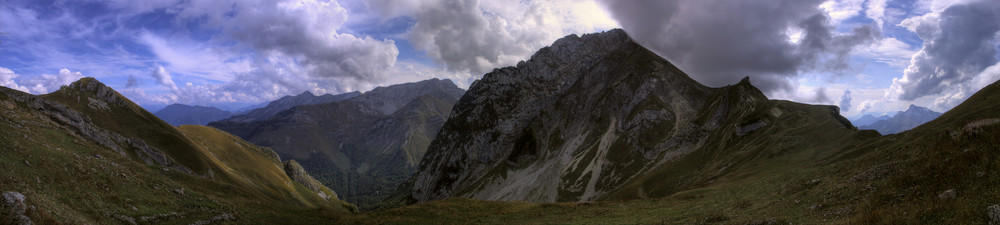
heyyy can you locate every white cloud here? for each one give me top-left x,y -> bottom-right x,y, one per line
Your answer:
859,37 -> 917,67
820,0 -> 866,24
151,66 -> 178,92
364,0 -> 618,74
865,0 -> 888,28
18,68 -> 84,94
0,67 -> 29,92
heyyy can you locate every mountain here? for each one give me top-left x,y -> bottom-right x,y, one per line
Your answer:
860,104 -> 942,134
851,113 -> 891,127
209,78 -> 465,210
408,28 -> 863,204
367,29 -> 1000,224
0,78 -> 356,224
217,90 -> 361,123
154,104 -> 233,126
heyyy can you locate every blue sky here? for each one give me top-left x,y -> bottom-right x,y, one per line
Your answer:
1,0 -> 998,117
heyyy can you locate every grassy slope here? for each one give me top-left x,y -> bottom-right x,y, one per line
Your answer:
339,81 -> 1000,224
0,80 -> 354,223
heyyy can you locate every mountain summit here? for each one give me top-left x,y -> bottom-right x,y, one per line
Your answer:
860,104 -> 942,134
409,29 -> 859,203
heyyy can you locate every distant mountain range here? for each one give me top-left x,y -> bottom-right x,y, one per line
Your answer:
859,104 -> 942,134
851,114 -> 892,127
217,91 -> 361,123
154,104 -> 233,126
209,78 -> 464,210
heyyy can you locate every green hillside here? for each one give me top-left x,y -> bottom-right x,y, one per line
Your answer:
0,78 -> 354,224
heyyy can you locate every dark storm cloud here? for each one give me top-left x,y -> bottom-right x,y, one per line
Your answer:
598,0 -> 878,93
891,0 -> 1000,101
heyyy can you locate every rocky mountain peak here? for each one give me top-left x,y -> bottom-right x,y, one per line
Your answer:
905,104 -> 931,113
410,28 -> 723,203
55,77 -> 131,108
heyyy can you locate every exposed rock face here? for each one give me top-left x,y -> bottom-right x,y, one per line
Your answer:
861,104 -> 942,134
210,78 -> 464,209
219,91 -> 360,122
410,29 -> 855,203
988,204 -> 1000,225
154,104 -> 233,126
2,192 -> 31,225
283,160 -> 338,200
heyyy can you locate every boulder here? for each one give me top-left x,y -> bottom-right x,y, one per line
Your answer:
938,189 -> 957,200
2,191 -> 32,225
988,204 -> 1000,225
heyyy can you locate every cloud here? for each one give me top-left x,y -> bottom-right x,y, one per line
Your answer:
865,0 -> 889,28
173,0 -> 400,81
0,67 -> 29,92
820,0 -> 866,24
362,0 -> 618,74
888,0 -> 1000,103
599,0 -> 879,94
859,37 -> 918,67
151,66 -> 178,92
839,89 -> 852,111
125,75 -> 139,88
18,68 -> 83,94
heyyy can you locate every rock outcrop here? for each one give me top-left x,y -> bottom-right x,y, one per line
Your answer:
2,192 -> 31,225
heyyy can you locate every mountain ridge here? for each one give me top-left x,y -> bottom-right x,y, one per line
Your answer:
860,104 -> 942,134
209,78 -> 465,210
155,103 -> 233,126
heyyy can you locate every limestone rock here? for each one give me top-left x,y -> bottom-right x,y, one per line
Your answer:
2,192 -> 32,225
938,189 -> 957,200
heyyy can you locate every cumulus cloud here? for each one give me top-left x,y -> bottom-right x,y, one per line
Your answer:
598,0 -> 878,94
0,67 -> 29,92
888,0 -> 1000,104
362,0 -> 618,74
170,0 -> 399,81
839,89 -> 852,112
18,68 -> 84,94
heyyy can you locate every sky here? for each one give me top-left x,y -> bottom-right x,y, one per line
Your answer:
0,0 -> 998,117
